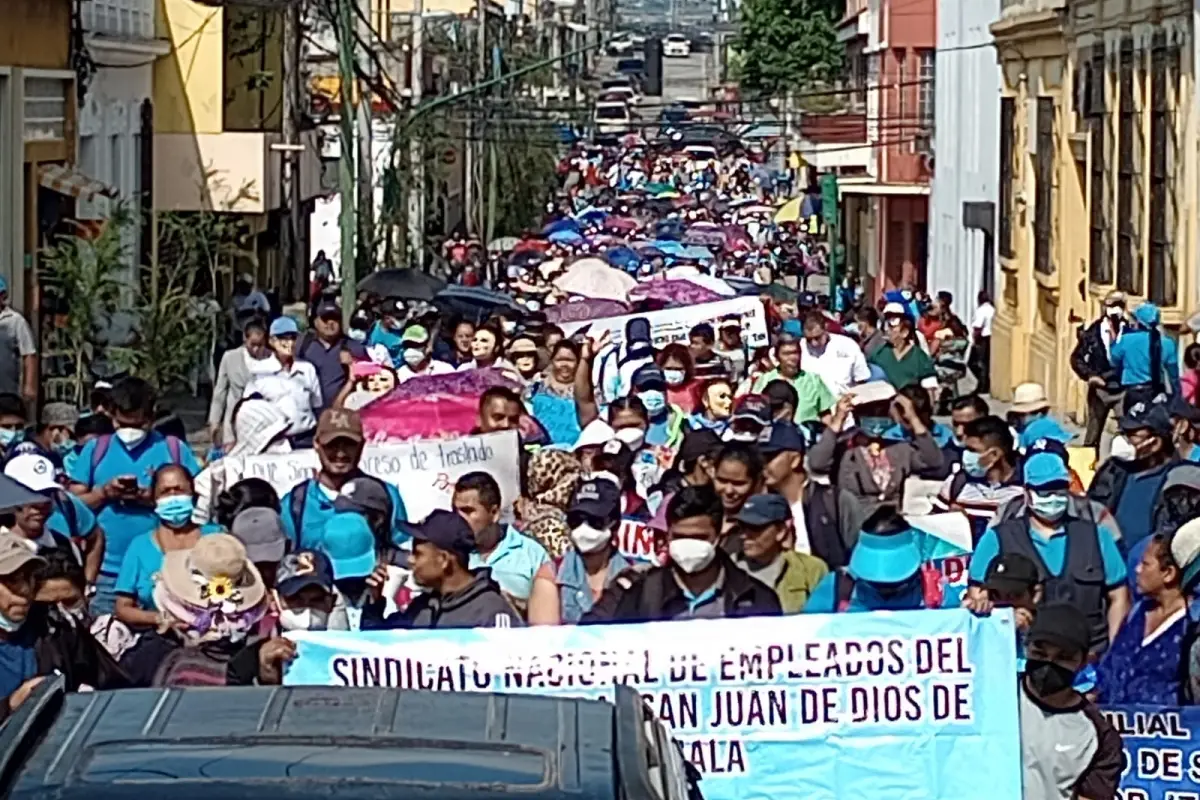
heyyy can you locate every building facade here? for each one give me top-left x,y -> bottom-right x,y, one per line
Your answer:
990,0 -> 1197,419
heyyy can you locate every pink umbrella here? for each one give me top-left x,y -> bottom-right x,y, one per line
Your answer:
605,217 -> 639,233
360,368 -> 523,441
628,279 -> 724,306
544,297 -> 629,324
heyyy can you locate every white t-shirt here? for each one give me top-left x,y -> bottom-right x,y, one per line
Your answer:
245,361 -> 322,435
801,332 -> 872,397
789,497 -> 811,554
971,302 -> 995,337
395,359 -> 455,384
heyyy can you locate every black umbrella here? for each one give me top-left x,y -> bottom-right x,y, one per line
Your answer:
434,285 -> 525,322
356,268 -> 447,301
509,250 -> 546,268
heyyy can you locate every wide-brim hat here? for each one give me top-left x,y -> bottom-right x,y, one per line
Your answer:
848,529 -> 922,584
1010,382 -> 1051,414
160,534 -> 266,613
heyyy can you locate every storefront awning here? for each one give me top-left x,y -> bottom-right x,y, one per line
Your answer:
37,164 -> 117,200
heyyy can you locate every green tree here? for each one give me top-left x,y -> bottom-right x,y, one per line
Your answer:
735,0 -> 843,96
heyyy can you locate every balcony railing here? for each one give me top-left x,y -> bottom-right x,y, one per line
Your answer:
82,0 -> 155,40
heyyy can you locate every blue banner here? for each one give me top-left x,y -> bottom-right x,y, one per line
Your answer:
285,609 -> 1021,800
1105,706 -> 1200,798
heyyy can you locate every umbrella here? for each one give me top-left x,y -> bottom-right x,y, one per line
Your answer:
684,229 -> 726,248
509,249 -> 546,269
654,219 -> 686,241
738,204 -> 775,216
575,207 -> 607,224
655,190 -> 681,199
357,268 -> 446,301
605,246 -> 642,270
434,285 -> 525,322
651,239 -> 687,256
542,218 -> 581,236
678,245 -> 716,262
774,197 -> 803,224
679,273 -> 735,297
488,236 -> 520,253
552,257 -> 638,302
629,279 -> 724,306
543,297 -> 629,324
605,216 -> 639,233
643,182 -> 674,195
548,229 -> 584,245
512,238 -> 550,254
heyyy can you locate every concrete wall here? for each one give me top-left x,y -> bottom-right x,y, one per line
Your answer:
154,0 -> 225,135
928,0 -> 1001,310
0,1 -> 71,69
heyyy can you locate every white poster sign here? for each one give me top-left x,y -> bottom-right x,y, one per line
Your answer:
559,296 -> 769,348
241,430 -> 521,520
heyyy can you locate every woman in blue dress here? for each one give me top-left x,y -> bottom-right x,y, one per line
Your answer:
527,340 -> 584,446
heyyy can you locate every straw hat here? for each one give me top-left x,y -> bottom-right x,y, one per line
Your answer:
1010,382 -> 1051,414
159,534 -> 266,614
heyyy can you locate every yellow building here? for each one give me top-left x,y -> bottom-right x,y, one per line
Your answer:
991,0 -> 1197,422
153,0 -> 321,285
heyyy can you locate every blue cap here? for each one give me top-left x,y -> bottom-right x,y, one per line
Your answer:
1024,436 -> 1070,468
319,511 -> 377,579
735,493 -> 791,526
276,549 -> 335,596
1134,302 -> 1161,326
1018,416 -> 1075,450
399,509 -> 476,558
1023,452 -> 1070,489
849,528 -> 922,583
780,319 -> 803,338
269,316 -> 300,337
759,422 -> 807,455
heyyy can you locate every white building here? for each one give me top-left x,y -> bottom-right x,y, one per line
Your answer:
927,0 -> 1002,311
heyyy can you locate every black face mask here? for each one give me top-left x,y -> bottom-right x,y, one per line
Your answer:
1024,658 -> 1076,696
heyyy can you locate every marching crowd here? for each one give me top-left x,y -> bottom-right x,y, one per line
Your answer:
0,138 -> 1189,800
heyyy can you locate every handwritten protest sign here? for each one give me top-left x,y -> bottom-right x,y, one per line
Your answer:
1103,706 -> 1200,798
286,610 -> 1022,800
559,296 -> 770,349
242,430 -> 520,521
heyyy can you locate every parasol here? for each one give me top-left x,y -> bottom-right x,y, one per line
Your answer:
548,229 -> 584,246
552,257 -> 638,302
543,297 -> 630,324
629,279 -> 724,306
542,218 -> 581,236
356,268 -> 446,301
434,285 -> 526,321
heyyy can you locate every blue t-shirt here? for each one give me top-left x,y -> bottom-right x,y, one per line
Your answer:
803,571 -> 962,613
365,322 -> 404,367
0,638 -> 36,702
468,525 -> 550,601
67,432 -> 201,576
46,492 -> 97,541
969,521 -> 1127,587
1110,328 -> 1181,391
280,476 -> 409,550
1113,463 -> 1176,550
527,387 -> 581,446
114,524 -> 222,611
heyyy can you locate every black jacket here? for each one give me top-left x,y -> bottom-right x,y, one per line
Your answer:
363,569 -> 524,630
1070,319 -> 1121,388
580,550 -> 782,624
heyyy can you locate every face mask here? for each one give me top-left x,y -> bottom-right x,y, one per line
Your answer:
663,368 -> 687,387
1109,435 -> 1137,462
52,437 -> 75,455
402,348 -> 426,367
961,450 -> 989,479
844,322 -> 861,336
349,329 -> 367,342
0,428 -> 21,448
614,426 -> 645,450
1024,658 -> 1077,696
858,417 -> 892,439
501,321 -> 518,336
155,495 -> 195,528
56,602 -> 88,626
115,427 -> 147,447
669,538 -> 717,574
0,607 -> 22,633
570,523 -> 612,553
278,605 -> 330,632
1029,490 -> 1068,522
1105,306 -> 1123,319
638,389 -> 667,417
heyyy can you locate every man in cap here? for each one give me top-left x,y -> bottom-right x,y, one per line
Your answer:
245,316 -> 322,443
280,408 -> 407,550
1089,397 -> 1185,555
629,363 -> 684,448
803,506 -> 955,613
1070,290 -> 1127,462
732,494 -> 827,614
230,507 -> 288,589
1018,603 -> 1124,800
748,333 -> 835,424
366,297 -> 411,367
595,317 -> 655,407
725,394 -> 773,443
319,510 -> 383,630
297,299 -> 366,408
968,453 -> 1129,651
366,510 -> 522,629
4,453 -> 102,580
12,401 -> 78,472
760,421 -> 851,568
0,275 -> 37,407
1111,301 -> 1180,408
983,552 -> 1042,640
714,315 -> 749,381
273,549 -> 337,632
394,324 -> 454,384
1169,393 -> 1200,463
0,532 -> 47,717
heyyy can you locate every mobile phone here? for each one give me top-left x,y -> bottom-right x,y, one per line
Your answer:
116,476 -> 137,492
570,323 -> 593,343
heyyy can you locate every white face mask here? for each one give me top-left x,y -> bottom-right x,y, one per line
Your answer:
402,348 -> 426,367
115,427 -> 147,447
613,427 -> 645,450
1109,435 -> 1137,462
570,523 -> 612,553
1105,306 -> 1123,319
278,605 -> 330,632
669,538 -> 717,574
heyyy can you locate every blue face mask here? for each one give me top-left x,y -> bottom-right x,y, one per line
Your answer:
0,428 -> 22,448
1029,490 -> 1069,522
52,437 -> 75,455
858,417 -> 892,440
638,389 -> 667,417
0,607 -> 23,633
961,450 -> 989,478
156,495 -> 195,528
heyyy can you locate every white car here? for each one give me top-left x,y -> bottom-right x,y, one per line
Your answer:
594,101 -> 634,134
600,85 -> 640,106
663,34 -> 691,57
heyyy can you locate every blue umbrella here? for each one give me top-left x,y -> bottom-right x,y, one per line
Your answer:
435,285 -> 525,322
605,246 -> 641,270
548,229 -> 583,245
680,245 -> 715,261
654,219 -> 686,241
574,206 -> 607,224
651,239 -> 687,256
542,218 -> 581,236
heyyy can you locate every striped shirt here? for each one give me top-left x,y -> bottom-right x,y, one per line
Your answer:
933,470 -> 1025,538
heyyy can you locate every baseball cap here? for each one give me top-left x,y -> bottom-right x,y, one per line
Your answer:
631,363 -> 667,390
399,509 -> 476,559
230,507 -> 287,564
797,291 -> 817,308
1119,398 -> 1173,437
568,478 -> 621,521
4,454 -> 59,493
1027,602 -> 1091,658
40,402 -> 79,429
1172,517 -> 1200,589
1024,435 -> 1071,466
333,476 -> 393,516
984,553 -> 1041,594
276,549 -> 336,597
1169,394 -> 1200,424
401,325 -> 430,344
315,299 -> 341,319
732,394 -> 772,426
0,531 -> 42,577
759,422 -> 807,456
846,381 -> 897,407
574,419 -> 615,451
780,319 -> 803,338
269,317 -> 300,337
676,428 -> 722,466
735,493 -> 790,527
319,511 -> 377,579
315,408 -> 364,446
882,301 -> 908,317
1023,452 -> 1070,489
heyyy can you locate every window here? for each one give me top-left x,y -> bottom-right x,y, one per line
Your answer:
917,49 -> 935,129
998,97 -> 1015,259
1148,35 -> 1178,306
1116,39 -> 1136,293
23,77 -> 68,142
1088,47 -> 1110,283
1034,97 -> 1055,275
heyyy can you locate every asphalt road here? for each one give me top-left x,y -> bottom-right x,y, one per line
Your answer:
594,51 -> 713,119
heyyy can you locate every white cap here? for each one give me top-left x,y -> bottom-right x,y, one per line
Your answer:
882,302 -> 907,316
4,454 -> 58,492
1172,517 -> 1200,585
846,381 -> 897,406
574,419 -> 616,451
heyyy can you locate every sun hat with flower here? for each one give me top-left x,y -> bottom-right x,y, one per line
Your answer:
155,534 -> 268,641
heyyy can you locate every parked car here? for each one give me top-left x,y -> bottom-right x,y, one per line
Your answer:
663,33 -> 691,57
595,101 -> 635,134
0,677 -> 703,800
600,85 -> 641,106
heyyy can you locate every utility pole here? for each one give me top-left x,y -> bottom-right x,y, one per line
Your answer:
485,44 -> 500,246
336,0 -> 358,323
355,0 -> 374,274
281,0 -> 303,300
406,0 -> 425,268
474,0 -> 487,237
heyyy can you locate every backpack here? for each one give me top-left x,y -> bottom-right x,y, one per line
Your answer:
87,434 -> 184,487
834,565 -> 944,612
289,476 -> 395,544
